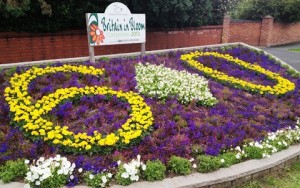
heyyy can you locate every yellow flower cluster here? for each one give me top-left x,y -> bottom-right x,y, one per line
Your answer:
180,51 -> 295,95
4,65 -> 153,153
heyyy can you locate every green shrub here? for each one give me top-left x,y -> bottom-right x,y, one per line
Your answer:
197,155 -> 221,173
0,159 -> 27,183
244,146 -> 264,159
219,152 -> 241,167
31,171 -> 68,188
167,156 -> 191,175
144,160 -> 166,181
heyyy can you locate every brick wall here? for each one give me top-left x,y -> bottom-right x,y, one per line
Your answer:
225,16 -> 300,47
0,26 -> 222,64
0,16 -> 300,64
228,20 -> 261,46
271,21 -> 300,46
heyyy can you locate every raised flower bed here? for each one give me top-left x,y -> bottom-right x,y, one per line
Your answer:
0,44 -> 299,187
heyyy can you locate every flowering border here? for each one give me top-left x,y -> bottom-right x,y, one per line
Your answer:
180,51 -> 295,95
4,65 -> 153,153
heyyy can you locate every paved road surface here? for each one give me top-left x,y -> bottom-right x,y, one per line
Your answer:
262,43 -> 300,71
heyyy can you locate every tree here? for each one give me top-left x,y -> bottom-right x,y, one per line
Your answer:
232,0 -> 300,22
0,0 -> 240,32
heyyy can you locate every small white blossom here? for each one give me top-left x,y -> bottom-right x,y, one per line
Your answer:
121,172 -> 129,179
192,164 -> 197,168
101,176 -> 107,183
220,159 -> 225,163
89,174 -> 94,179
142,164 -> 146,171
35,181 -> 40,186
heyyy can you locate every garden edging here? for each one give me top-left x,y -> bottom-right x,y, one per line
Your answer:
111,144 -> 300,188
1,144 -> 299,188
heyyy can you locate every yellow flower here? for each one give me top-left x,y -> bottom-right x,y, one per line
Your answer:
31,131 -> 39,136
53,139 -> 60,144
85,145 -> 92,150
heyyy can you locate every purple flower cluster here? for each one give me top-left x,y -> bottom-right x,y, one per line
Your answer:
0,45 -> 299,185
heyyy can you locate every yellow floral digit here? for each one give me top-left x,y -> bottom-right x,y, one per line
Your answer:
4,65 -> 153,153
181,51 -> 295,95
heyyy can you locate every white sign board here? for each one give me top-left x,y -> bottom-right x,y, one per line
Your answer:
87,2 -> 146,46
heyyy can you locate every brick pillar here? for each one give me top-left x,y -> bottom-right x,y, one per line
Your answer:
222,15 -> 231,43
259,15 -> 274,47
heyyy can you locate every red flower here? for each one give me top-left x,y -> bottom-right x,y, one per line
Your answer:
89,24 -> 105,45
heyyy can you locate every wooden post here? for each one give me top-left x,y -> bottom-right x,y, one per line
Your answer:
85,13 -> 95,63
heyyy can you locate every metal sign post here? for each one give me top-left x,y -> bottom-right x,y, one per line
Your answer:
85,13 -> 95,63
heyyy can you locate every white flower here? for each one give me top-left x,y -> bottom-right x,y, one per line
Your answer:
89,174 -> 94,179
25,159 -> 30,164
24,184 -> 31,188
78,168 -> 83,173
236,154 -> 240,159
70,175 -> 74,180
38,157 -> 45,162
142,164 -> 146,171
117,160 -> 121,166
189,158 -> 195,162
35,181 -> 40,186
101,176 -> 107,183
55,155 -> 61,161
107,173 -> 112,178
57,169 -> 63,175
220,159 -> 225,163
54,162 -> 60,167
121,172 -> 129,179
192,164 -> 197,168
130,175 -> 139,182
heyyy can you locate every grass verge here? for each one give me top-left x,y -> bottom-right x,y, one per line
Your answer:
239,161 -> 300,188
289,48 -> 300,52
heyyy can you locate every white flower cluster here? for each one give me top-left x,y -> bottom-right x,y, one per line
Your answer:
232,120 -> 300,160
135,63 -> 217,105
24,155 -> 75,188
120,155 -> 146,182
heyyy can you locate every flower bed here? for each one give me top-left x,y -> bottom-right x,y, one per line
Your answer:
0,44 -> 299,187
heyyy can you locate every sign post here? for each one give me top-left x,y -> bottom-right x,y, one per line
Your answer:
86,2 -> 146,63
86,14 -> 95,63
